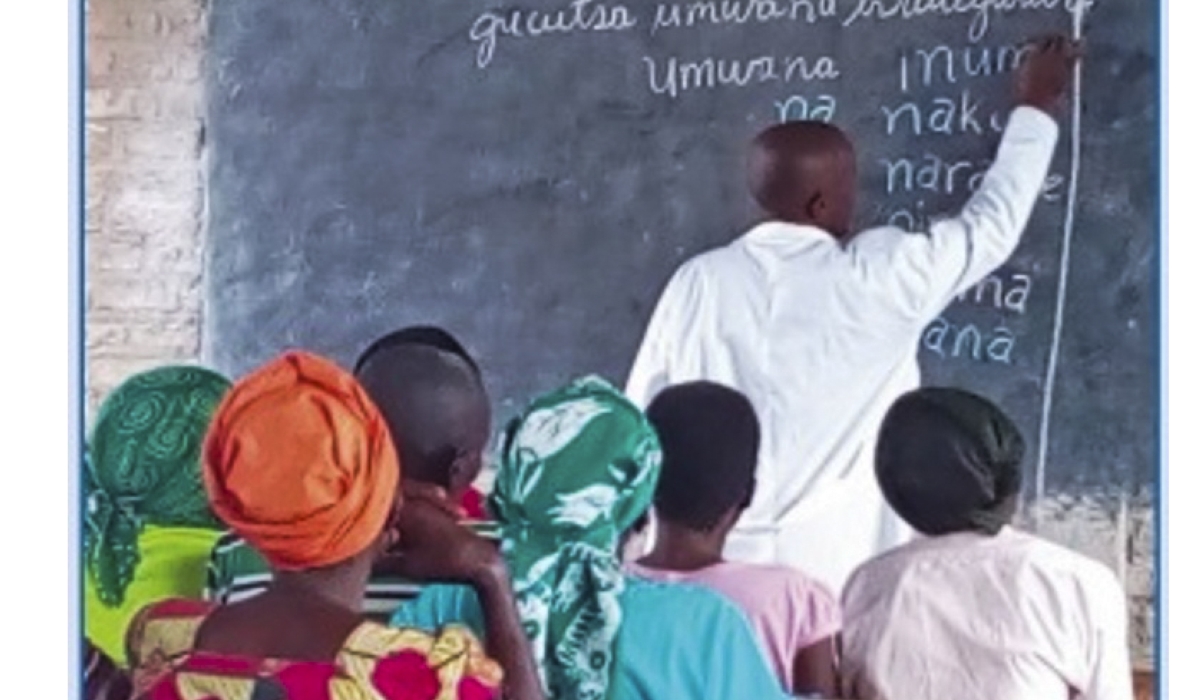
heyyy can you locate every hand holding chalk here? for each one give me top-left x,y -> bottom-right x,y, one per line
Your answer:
1014,34 -> 1084,117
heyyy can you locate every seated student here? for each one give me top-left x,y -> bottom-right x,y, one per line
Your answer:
840,387 -> 1133,700
628,381 -> 841,697
126,351 -> 543,700
84,366 -> 232,664
207,326 -> 498,617
392,376 -> 795,700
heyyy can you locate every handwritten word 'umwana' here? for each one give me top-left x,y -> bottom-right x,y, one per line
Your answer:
650,0 -> 836,33
470,0 -> 636,69
843,0 -> 1095,43
899,43 -> 1030,92
923,316 -> 1015,363
644,54 -> 839,98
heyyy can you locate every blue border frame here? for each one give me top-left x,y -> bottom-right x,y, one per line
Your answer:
68,1 -> 1169,696
1155,0 -> 1167,695
70,0 -> 84,697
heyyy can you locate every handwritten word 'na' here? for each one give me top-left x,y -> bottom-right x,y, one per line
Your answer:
470,0 -> 637,69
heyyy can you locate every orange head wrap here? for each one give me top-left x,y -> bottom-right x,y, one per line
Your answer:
202,351 -> 400,570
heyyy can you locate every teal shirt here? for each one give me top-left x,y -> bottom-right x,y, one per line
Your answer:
391,576 -> 793,700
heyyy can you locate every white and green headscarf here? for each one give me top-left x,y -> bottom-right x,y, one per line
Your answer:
489,376 -> 662,700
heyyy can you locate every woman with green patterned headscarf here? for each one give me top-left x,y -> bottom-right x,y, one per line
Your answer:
392,376 -> 792,700
84,365 -> 231,665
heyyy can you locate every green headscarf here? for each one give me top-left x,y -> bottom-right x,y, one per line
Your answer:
84,366 -> 231,607
489,376 -> 662,700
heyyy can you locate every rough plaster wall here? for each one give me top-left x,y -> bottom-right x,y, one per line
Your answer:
80,0 -> 1154,669
84,0 -> 207,415
1020,493 -> 1156,665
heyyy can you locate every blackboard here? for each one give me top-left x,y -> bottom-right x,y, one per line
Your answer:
203,0 -> 1158,500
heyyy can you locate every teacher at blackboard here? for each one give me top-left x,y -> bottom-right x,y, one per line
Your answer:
625,35 -> 1082,591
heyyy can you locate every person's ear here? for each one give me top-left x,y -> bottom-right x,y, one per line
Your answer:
805,191 -> 826,221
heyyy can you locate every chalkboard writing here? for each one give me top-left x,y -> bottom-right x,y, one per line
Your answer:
203,0 -> 1157,501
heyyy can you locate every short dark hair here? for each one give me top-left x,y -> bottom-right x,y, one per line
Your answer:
646,381 -> 760,531
354,326 -> 481,376
353,327 -> 489,486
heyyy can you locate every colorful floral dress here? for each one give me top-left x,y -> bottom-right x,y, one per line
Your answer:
128,599 -> 502,700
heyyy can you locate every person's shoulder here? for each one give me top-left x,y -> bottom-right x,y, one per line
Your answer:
846,224 -> 930,255
622,575 -> 748,621
716,560 -> 836,599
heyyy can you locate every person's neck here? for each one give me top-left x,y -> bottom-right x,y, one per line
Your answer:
637,521 -> 727,572
270,559 -> 372,613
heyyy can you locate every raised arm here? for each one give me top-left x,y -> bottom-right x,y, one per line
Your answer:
862,35 -> 1080,322
387,499 -> 546,700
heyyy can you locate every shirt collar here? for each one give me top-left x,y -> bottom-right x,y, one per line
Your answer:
740,220 -> 838,247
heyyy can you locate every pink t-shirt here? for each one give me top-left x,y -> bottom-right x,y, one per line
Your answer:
626,560 -> 841,691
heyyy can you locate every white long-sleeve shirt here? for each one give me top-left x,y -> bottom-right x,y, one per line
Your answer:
625,107 -> 1060,591
839,528 -> 1133,700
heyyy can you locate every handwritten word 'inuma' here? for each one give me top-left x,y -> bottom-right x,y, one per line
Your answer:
899,44 -> 1030,92
470,0 -> 637,69
650,0 -> 836,32
843,0 -> 1095,44
923,316 -> 1015,363
644,54 -> 838,98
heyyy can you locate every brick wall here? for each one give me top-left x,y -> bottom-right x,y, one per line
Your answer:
84,0 -> 207,415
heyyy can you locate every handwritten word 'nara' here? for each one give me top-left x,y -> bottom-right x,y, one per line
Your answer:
843,0 -> 1095,43
644,54 -> 838,98
899,43 -> 1030,92
470,0 -> 636,69
880,154 -> 1065,197
922,316 -> 1015,363
650,0 -> 836,33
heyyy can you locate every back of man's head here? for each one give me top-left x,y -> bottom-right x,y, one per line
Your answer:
354,327 -> 490,496
646,381 -> 760,532
747,120 -> 858,239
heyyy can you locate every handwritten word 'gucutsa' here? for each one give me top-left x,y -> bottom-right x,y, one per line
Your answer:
842,0 -> 1095,43
644,53 -> 839,98
650,0 -> 837,33
470,0 -> 637,69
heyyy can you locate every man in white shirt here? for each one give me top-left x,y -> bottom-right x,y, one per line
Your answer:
624,36 -> 1081,590
839,387 -> 1132,700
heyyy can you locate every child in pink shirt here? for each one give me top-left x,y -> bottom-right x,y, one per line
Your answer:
628,381 -> 841,697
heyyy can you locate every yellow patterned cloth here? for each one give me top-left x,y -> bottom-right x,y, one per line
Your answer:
127,599 -> 503,700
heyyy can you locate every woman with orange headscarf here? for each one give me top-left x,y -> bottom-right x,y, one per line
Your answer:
125,351 -> 543,700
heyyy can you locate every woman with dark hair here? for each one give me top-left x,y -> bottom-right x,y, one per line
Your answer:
840,387 -> 1133,700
